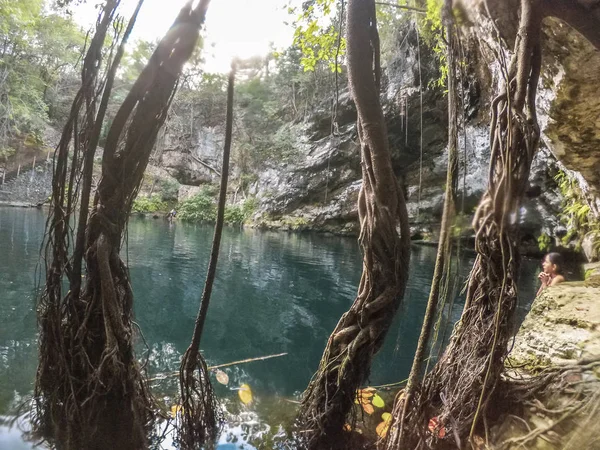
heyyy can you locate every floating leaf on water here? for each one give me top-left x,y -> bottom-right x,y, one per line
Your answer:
362,403 -> 374,415
372,394 -> 384,408
170,404 -> 183,418
362,387 -> 376,393
357,388 -> 374,398
376,420 -> 390,438
343,423 -> 352,432
381,412 -> 392,422
359,396 -> 372,405
215,369 -> 229,385
238,383 -> 253,404
356,388 -> 375,405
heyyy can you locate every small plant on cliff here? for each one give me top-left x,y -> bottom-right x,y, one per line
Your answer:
537,232 -> 551,252
224,198 -> 256,226
555,170 -> 600,250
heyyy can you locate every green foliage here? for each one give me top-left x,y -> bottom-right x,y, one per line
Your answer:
122,40 -> 156,84
419,0 -> 447,89
537,232 -> 551,252
290,0 -> 346,73
451,213 -> 470,238
178,189 -> 257,225
555,170 -> 600,250
281,215 -> 309,230
224,200 -> 253,226
132,194 -> 168,213
178,190 -> 217,223
0,146 -> 15,161
0,0 -> 86,151
159,179 -> 180,202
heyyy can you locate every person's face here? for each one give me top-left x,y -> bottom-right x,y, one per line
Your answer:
542,255 -> 557,275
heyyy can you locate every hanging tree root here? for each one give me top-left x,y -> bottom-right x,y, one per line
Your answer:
385,1 -> 543,448
33,1 -> 138,447
496,358 -> 600,449
33,2 -> 210,449
393,1 -> 460,445
295,1 -> 411,449
176,61 -> 236,450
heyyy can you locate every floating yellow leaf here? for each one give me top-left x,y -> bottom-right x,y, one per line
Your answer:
355,388 -> 374,405
372,394 -> 384,408
358,388 -> 374,398
343,423 -> 352,432
362,403 -> 374,415
376,420 -> 390,438
170,404 -> 183,418
381,412 -> 392,422
215,369 -> 229,385
362,387 -> 376,393
238,383 -> 253,405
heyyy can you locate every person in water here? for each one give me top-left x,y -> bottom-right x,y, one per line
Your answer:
537,252 -> 565,295
167,208 -> 177,220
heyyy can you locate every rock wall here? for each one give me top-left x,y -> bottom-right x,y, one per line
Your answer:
246,21 -> 558,244
0,163 -> 53,205
158,125 -> 222,186
242,9 -> 599,259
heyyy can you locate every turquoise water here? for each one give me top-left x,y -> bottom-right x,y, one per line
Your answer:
0,207 -> 540,448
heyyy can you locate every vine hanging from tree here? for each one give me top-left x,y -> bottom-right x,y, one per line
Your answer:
176,62 -> 236,450
390,0 -> 460,444
296,0 -> 411,448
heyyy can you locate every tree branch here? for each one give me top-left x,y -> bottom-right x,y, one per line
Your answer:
375,2 -> 427,13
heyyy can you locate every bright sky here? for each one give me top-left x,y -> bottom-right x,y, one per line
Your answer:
74,0 -> 299,73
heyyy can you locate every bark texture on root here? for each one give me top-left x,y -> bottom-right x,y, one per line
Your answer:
296,1 -> 410,448
385,0 -> 543,448
33,2 -> 209,449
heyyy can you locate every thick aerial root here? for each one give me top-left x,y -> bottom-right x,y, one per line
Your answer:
385,1 -> 543,448
295,1 -> 410,448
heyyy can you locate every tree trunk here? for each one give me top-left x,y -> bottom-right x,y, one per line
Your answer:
296,1 -> 411,448
34,2 -> 211,448
386,0 -> 543,447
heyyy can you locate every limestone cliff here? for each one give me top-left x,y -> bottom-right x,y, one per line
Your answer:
234,9 -> 598,262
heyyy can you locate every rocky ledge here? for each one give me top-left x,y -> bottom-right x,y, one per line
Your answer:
495,263 -> 600,449
510,263 -> 600,368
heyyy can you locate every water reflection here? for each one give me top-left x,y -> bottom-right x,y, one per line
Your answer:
0,208 -> 541,448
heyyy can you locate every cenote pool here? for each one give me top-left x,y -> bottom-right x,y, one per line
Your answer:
0,207 -> 541,448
